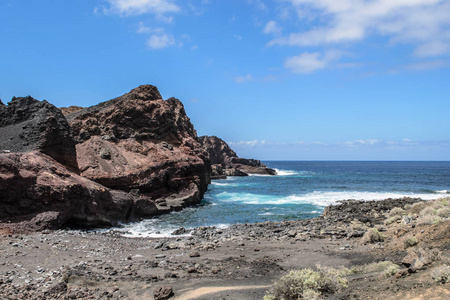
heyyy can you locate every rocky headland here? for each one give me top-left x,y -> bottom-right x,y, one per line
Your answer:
0,85 -> 274,231
198,135 -> 276,178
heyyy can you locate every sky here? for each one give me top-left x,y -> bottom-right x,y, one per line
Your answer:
1,0 -> 449,160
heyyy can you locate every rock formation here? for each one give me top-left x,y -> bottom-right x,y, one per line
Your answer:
0,85 -> 273,231
66,85 -> 210,216
0,96 -> 78,172
198,135 -> 276,178
0,152 -> 134,231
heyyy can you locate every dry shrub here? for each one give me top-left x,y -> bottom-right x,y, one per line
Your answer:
350,261 -> 400,278
264,266 -> 348,300
417,215 -> 442,226
384,215 -> 401,225
420,206 -> 436,216
431,265 -> 450,284
436,207 -> 450,218
361,228 -> 385,244
389,207 -> 404,217
349,220 -> 368,232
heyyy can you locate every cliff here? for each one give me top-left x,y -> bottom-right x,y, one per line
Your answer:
198,135 -> 276,178
65,85 -> 211,218
0,85 -> 272,231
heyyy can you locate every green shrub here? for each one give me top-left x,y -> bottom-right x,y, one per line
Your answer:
361,228 -> 385,244
404,236 -> 418,248
431,265 -> 450,284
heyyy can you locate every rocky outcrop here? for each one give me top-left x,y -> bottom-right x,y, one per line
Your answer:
198,135 -> 275,178
60,106 -> 84,116
66,85 -> 210,215
0,96 -> 78,172
0,152 -> 134,231
0,85 -> 276,231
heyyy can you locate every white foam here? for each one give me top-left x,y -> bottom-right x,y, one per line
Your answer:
274,169 -> 299,176
216,191 -> 447,207
211,182 -> 234,187
436,190 -> 449,194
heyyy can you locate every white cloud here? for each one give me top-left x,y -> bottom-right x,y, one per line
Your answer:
234,74 -> 254,83
271,0 -> 450,61
263,21 -> 282,35
104,0 -> 180,16
137,22 -> 164,34
146,34 -> 175,49
284,50 -> 343,73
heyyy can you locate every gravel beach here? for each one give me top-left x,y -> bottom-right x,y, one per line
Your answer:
1,197 -> 449,299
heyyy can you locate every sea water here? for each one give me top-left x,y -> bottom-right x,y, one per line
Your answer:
117,161 -> 450,237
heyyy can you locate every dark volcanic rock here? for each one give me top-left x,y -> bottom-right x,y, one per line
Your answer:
66,85 -> 210,215
0,96 -> 78,172
0,152 -> 134,230
198,135 -> 275,177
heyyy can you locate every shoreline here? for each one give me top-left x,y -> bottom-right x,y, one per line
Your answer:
1,197 -> 449,299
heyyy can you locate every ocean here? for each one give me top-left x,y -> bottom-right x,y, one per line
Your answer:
117,161 -> 450,237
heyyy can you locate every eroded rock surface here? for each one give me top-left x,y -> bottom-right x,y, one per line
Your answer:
0,96 -> 78,171
0,152 -> 134,231
66,85 -> 210,215
198,135 -> 275,178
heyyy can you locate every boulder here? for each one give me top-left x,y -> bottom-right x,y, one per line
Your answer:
0,152 -> 134,231
0,96 -> 78,172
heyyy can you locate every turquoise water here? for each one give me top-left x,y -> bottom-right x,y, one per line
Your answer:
118,161 -> 450,237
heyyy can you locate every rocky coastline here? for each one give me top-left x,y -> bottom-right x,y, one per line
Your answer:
0,197 -> 448,299
0,85 -> 275,232
1,86 -> 448,299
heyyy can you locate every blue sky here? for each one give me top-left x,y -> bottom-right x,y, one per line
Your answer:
1,0 -> 449,160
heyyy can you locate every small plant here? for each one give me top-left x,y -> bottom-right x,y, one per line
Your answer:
431,265 -> 450,284
361,228 -> 385,244
436,207 -> 450,218
349,220 -> 367,231
264,266 -> 348,300
384,264 -> 401,277
440,198 -> 449,206
420,206 -> 436,216
404,236 -> 418,248
417,215 -> 442,226
389,207 -> 404,217
384,215 -> 401,225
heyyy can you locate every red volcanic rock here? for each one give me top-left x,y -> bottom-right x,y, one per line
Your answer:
198,135 -> 275,177
0,96 -> 78,172
60,105 -> 84,116
66,85 -> 210,215
0,152 -> 135,231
